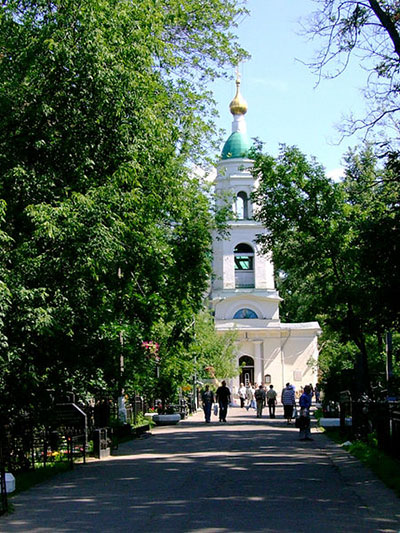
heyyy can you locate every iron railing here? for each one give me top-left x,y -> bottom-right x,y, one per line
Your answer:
339,394 -> 400,459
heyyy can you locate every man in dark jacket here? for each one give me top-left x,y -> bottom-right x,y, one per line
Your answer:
254,384 -> 266,418
216,380 -> 231,422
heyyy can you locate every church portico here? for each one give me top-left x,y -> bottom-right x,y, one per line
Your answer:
210,74 -> 321,396
219,320 -> 319,395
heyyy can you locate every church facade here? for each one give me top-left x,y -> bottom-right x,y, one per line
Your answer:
210,78 -> 321,396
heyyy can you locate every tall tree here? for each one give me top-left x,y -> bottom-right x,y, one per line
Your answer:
252,144 -> 400,394
0,0 -> 248,417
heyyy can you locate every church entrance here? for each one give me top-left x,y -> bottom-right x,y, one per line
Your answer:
239,355 -> 254,386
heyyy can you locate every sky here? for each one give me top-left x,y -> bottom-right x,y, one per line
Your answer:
210,0 -> 370,178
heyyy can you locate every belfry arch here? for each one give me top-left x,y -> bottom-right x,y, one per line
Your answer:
235,191 -> 250,220
234,243 -> 255,288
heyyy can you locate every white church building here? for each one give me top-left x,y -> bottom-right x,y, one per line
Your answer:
210,77 -> 321,396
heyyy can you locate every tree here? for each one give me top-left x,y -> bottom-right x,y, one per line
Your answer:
252,144 -> 400,394
303,0 -> 400,145
131,309 -> 239,406
0,0 -> 248,418
341,146 -> 400,331
189,310 -> 239,382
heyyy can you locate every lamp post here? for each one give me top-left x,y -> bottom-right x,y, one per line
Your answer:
192,355 -> 197,411
117,267 -> 127,423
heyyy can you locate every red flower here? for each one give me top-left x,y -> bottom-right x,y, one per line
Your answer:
141,340 -> 160,361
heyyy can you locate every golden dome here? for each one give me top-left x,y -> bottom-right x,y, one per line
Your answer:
229,77 -> 248,116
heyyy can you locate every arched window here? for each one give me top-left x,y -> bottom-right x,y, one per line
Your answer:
235,191 -> 249,220
234,243 -> 255,288
233,308 -> 258,319
234,243 -> 253,270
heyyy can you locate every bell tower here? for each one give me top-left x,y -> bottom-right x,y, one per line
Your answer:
210,74 -> 320,394
211,74 -> 281,322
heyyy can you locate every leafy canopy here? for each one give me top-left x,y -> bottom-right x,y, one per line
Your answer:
252,144 -> 400,393
0,0 -> 248,416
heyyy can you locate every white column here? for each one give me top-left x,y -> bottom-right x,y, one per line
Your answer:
253,340 -> 264,385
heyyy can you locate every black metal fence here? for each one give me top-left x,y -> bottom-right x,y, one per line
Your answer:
0,402 -> 88,477
0,420 -> 87,516
0,394 -> 154,515
339,394 -> 400,459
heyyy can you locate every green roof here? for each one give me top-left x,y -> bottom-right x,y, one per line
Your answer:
221,131 -> 252,160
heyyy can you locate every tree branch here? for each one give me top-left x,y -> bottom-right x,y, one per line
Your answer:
368,0 -> 400,60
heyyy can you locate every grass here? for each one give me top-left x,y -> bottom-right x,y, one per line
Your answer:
322,426 -> 400,498
346,440 -> 400,497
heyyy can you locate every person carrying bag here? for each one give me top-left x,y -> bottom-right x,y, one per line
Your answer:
298,385 -> 313,441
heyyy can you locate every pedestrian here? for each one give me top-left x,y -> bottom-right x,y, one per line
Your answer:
245,383 -> 255,411
281,383 -> 296,424
238,382 -> 246,408
254,384 -> 266,418
201,385 -> 214,423
266,384 -> 277,418
216,380 -> 231,422
251,384 -> 256,410
298,385 -> 313,441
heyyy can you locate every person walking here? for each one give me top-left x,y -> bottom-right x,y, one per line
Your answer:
201,385 -> 214,423
254,384 -> 266,418
238,382 -> 246,408
266,384 -> 277,418
245,383 -> 255,411
281,383 -> 296,424
298,385 -> 313,441
216,380 -> 231,422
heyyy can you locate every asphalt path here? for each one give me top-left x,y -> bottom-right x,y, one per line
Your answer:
2,405 -> 400,533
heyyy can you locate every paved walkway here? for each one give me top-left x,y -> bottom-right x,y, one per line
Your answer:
2,406 -> 400,533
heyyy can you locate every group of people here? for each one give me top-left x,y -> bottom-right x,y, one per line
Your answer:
201,380 -> 315,440
237,382 -> 278,419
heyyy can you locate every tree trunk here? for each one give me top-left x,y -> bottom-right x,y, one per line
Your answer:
347,306 -> 370,396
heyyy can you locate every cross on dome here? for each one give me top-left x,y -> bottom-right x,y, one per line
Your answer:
229,67 -> 248,116
221,68 -> 251,160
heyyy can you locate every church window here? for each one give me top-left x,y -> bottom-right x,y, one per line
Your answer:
235,191 -> 249,219
233,308 -> 258,319
234,243 -> 255,288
